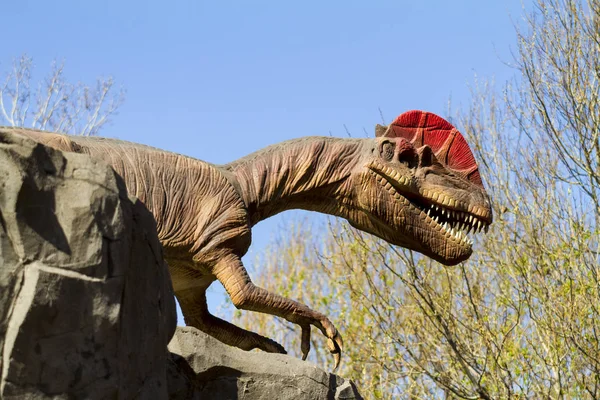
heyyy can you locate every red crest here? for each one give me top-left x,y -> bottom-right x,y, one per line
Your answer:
382,110 -> 482,187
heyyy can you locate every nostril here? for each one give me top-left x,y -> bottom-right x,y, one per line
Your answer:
417,145 -> 434,167
398,147 -> 418,168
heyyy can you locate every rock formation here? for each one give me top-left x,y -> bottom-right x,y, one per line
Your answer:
0,131 -> 362,399
0,130 -> 177,398
167,327 -> 362,399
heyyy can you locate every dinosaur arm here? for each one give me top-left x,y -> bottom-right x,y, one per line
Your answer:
212,252 -> 344,369
176,284 -> 286,354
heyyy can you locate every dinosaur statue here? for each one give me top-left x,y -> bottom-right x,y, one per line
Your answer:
3,110 -> 492,370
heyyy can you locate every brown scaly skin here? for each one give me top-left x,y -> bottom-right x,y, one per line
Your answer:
4,122 -> 492,370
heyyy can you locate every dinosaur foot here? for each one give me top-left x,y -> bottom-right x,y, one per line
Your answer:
250,333 -> 287,355
230,328 -> 288,355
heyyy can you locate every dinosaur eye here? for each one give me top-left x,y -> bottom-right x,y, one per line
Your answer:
381,142 -> 394,161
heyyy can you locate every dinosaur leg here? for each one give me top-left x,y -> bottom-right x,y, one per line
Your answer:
213,253 -> 344,370
176,286 -> 287,354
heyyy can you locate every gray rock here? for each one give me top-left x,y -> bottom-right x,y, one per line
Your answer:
0,131 -> 177,399
167,327 -> 363,400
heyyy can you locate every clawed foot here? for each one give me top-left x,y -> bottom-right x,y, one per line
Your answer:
300,322 -> 344,371
248,332 -> 287,355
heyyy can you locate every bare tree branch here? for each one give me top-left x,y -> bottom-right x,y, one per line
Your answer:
0,54 -> 124,136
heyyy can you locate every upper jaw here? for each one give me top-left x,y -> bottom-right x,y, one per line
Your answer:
366,161 -> 492,262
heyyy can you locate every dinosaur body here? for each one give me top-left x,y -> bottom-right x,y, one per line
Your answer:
3,110 -> 493,369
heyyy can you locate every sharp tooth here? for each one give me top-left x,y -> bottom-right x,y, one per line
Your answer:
477,220 -> 482,232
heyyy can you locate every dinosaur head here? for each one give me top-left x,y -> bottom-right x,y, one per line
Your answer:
347,110 -> 492,265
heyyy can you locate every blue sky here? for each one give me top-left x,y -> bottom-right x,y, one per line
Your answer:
2,0 -> 529,323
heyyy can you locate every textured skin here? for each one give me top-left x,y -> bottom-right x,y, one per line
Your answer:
2,112 -> 492,369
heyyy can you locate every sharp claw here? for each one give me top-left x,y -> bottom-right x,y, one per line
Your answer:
327,333 -> 344,371
333,353 -> 341,372
301,325 -> 311,360
335,333 -> 344,354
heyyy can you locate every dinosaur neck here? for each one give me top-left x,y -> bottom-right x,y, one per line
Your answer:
227,137 -> 365,226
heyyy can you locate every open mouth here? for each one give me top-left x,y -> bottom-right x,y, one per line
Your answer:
369,165 -> 491,249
